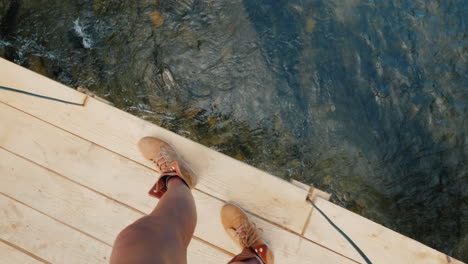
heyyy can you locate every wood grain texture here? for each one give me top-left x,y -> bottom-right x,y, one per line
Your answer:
0,102 -> 355,264
1,58 -> 461,264
0,242 -> 44,264
0,195 -> 111,264
0,57 -> 312,234
305,198 -> 464,264
0,148 -> 231,264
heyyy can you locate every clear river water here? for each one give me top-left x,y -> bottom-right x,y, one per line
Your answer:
0,0 -> 467,260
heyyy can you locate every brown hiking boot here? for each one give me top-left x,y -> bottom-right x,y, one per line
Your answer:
221,204 -> 274,264
138,137 -> 197,198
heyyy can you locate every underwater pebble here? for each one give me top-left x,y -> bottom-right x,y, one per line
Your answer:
149,11 -> 164,27
306,18 -> 316,33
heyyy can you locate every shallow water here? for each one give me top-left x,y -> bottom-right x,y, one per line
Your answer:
1,0 -> 467,260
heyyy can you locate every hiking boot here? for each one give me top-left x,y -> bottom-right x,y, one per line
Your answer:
221,204 -> 274,264
138,137 -> 197,198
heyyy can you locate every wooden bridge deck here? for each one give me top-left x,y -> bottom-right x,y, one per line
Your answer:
0,58 -> 462,264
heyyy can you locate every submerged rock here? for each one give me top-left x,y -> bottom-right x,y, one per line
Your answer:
1,0 -> 466,261
0,0 -> 10,22
148,11 -> 164,27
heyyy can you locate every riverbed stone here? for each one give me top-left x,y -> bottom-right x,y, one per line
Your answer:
1,1 -> 466,261
149,11 -> 164,27
0,0 -> 11,26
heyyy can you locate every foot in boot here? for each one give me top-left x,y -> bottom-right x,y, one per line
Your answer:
221,204 -> 274,264
138,137 -> 198,198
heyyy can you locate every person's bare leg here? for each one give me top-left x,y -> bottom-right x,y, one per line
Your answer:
110,177 -> 196,264
231,260 -> 259,264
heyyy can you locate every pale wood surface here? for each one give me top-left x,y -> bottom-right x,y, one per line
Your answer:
0,58 -> 311,234
0,242 -> 44,264
0,58 -> 463,264
305,198 -> 463,264
0,148 -> 232,264
0,195 -> 111,264
0,99 -> 355,264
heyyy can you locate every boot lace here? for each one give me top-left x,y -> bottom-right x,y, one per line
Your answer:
233,219 -> 263,248
151,147 -> 176,174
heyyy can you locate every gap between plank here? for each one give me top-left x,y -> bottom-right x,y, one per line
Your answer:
0,100 -> 315,236
180,181 -> 361,263
0,147 -> 236,259
0,101 -> 361,264
0,239 -> 50,264
0,192 -> 113,247
301,207 -> 314,236
0,146 -> 148,216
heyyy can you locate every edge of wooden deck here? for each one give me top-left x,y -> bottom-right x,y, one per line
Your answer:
0,58 -> 464,264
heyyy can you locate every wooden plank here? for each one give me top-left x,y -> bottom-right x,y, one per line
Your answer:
0,57 -> 312,233
0,148 -> 231,264
291,179 -> 311,191
0,102 -> 355,263
0,194 -> 111,264
190,190 -> 356,264
0,146 -> 140,245
290,179 -> 332,202
249,214 -> 356,264
0,242 -> 44,264
309,187 -> 332,202
304,198 -> 464,264
0,101 -> 234,252
0,59 -> 86,105
3,59 -> 458,264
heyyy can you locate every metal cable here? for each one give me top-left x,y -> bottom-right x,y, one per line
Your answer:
307,197 -> 372,264
0,86 -> 84,106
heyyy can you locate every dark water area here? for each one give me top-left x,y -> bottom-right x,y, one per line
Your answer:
0,0 -> 467,260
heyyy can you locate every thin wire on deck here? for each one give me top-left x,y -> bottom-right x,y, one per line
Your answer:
307,197 -> 373,264
0,86 -> 85,106
1,84 -> 373,263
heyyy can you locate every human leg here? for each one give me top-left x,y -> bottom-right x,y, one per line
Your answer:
231,260 -> 260,264
110,178 -> 196,264
110,137 -> 198,264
